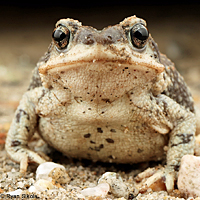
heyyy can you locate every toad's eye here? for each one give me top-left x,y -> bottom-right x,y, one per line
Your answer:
130,23 -> 149,49
52,25 -> 70,50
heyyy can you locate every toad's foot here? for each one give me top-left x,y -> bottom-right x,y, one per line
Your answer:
135,166 -> 175,193
6,146 -> 47,173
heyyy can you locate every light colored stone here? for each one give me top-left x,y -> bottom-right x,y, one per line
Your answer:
178,155 -> 200,197
98,172 -> 129,198
48,167 -> 70,184
81,183 -> 110,197
29,179 -> 54,192
36,162 -> 69,183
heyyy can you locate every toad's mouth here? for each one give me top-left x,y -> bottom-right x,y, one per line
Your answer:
39,43 -> 164,75
39,57 -> 164,75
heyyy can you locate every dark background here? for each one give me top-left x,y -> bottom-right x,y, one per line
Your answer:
0,2 -> 200,125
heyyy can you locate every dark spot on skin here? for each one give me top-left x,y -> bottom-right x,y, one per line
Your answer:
101,98 -> 111,103
88,108 -> 91,110
171,133 -> 194,147
100,144 -> 104,148
162,100 -> 168,116
83,111 -> 85,114
63,87 -> 68,89
137,148 -> 144,153
60,71 -> 65,74
11,140 -> 21,147
170,164 -> 180,172
90,140 -> 96,144
84,133 -> 91,138
95,144 -> 104,151
25,126 -> 30,132
74,96 -> 80,103
14,147 -> 21,152
125,67 -> 129,69
16,109 -> 30,123
106,138 -> 114,143
110,129 -> 116,132
101,111 -> 105,114
97,127 -> 103,133
61,102 -> 68,106
38,89 -> 46,102
89,144 -> 104,151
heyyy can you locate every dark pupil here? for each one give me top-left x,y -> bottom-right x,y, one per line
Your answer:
133,27 -> 148,41
53,30 -> 66,42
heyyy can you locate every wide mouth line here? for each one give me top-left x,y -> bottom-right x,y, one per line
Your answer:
39,58 -> 164,75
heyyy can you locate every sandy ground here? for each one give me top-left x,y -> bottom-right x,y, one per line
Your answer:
0,4 -> 200,199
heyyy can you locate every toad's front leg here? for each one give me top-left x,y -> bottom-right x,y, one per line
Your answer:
5,89 -> 47,173
138,96 -> 196,193
165,110 -> 195,192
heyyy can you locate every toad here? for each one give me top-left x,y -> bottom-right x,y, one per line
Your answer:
6,16 -> 196,192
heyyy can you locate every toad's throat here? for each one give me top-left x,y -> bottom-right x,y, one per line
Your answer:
41,62 -> 159,105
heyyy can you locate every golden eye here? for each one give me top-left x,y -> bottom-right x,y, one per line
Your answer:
130,23 -> 149,49
52,25 -> 70,50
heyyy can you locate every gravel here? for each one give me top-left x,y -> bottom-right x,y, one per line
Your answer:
0,143 -> 199,200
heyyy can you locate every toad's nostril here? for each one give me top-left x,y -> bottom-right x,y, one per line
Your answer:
83,34 -> 95,45
102,35 -> 113,44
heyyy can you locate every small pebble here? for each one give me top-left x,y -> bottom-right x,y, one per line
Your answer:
49,167 -> 70,184
81,183 -> 110,197
29,179 -> 54,192
98,172 -> 129,198
178,155 -> 200,197
36,162 -> 69,183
